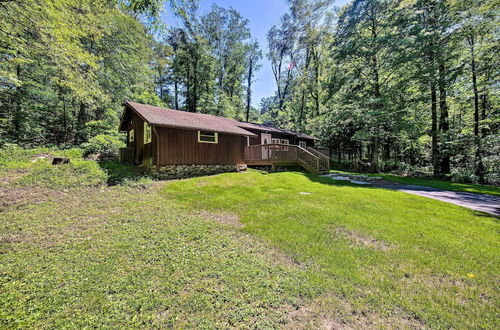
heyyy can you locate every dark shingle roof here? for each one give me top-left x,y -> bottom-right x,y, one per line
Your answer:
123,102 -> 255,136
233,121 -> 317,140
121,101 -> 317,140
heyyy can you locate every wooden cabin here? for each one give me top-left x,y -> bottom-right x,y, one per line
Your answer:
119,101 -> 329,175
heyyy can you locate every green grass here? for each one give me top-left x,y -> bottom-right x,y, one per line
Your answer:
331,169 -> 500,196
164,171 -> 499,328
1,147 -> 499,328
0,172 -> 312,327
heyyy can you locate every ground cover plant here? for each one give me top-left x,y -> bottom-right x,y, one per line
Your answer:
1,147 -> 498,328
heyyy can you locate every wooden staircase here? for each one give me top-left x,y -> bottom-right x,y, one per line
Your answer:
297,146 -> 330,175
244,144 -> 329,175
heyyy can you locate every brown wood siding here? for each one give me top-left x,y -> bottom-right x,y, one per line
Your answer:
297,139 -> 315,148
156,127 -> 245,165
124,112 -> 153,164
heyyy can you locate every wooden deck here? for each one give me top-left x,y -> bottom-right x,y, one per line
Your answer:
244,144 -> 330,174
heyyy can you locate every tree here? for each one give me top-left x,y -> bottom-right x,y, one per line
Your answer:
244,40 -> 262,122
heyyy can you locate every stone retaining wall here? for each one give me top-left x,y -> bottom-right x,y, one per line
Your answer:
158,164 -> 247,179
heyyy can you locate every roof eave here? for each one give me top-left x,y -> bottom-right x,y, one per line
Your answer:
152,123 -> 256,137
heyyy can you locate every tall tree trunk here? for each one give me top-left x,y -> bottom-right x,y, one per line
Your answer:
192,55 -> 198,113
371,55 -> 381,173
468,36 -> 485,183
370,7 -> 380,173
299,89 -> 306,130
481,94 -> 487,135
245,58 -> 253,122
438,62 -> 450,174
469,36 -> 480,137
12,64 -> 22,141
431,79 -> 439,175
174,80 -> 179,110
76,102 -> 86,144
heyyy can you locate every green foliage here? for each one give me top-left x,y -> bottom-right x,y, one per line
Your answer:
82,134 -> 124,157
98,160 -> 156,185
262,0 -> 499,184
159,4 -> 261,117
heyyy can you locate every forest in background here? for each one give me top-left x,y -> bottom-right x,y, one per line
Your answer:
0,0 -> 498,184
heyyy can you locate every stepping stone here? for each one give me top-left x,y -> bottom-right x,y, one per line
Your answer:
351,180 -> 372,185
299,192 -> 311,195
351,175 -> 368,179
331,176 -> 351,181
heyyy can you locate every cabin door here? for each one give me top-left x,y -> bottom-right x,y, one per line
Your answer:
261,133 -> 271,159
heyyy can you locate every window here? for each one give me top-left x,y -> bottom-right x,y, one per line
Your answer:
271,138 -> 281,151
144,122 -> 152,144
281,139 -> 289,151
299,141 -> 307,149
198,131 -> 218,144
129,129 -> 134,143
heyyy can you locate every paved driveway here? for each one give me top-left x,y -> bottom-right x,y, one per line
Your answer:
380,184 -> 500,216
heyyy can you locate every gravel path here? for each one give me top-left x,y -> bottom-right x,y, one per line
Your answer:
378,183 -> 500,216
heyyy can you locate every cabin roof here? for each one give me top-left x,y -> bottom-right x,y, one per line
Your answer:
120,101 -> 317,140
122,102 -> 255,136
236,121 -> 317,140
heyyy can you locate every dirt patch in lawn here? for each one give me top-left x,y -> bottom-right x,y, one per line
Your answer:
0,186 -> 62,211
31,153 -> 53,163
0,169 -> 29,186
198,210 -> 243,227
334,227 -> 391,251
285,294 -> 424,329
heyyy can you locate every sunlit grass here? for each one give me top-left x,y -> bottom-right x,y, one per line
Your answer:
164,170 -> 499,328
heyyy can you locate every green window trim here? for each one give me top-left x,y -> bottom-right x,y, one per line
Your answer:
144,122 -> 152,144
198,131 -> 218,144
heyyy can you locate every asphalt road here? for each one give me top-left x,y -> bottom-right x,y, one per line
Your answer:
379,184 -> 500,216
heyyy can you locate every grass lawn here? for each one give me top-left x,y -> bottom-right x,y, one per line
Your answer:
165,171 -> 499,328
331,170 -> 500,196
1,147 -> 498,328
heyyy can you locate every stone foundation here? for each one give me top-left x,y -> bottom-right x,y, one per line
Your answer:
158,164 -> 247,179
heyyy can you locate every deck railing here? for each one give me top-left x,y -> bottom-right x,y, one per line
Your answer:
244,144 -> 298,163
307,147 -> 330,171
244,144 -> 328,174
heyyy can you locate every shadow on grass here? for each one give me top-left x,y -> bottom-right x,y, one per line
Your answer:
97,160 -> 156,185
300,171 -> 500,219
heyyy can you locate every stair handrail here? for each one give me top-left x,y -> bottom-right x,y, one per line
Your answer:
307,147 -> 330,170
297,146 -> 321,173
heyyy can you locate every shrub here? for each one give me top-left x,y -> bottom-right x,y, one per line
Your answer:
330,160 -> 352,171
451,167 -> 478,184
99,160 -> 156,185
82,134 -> 124,158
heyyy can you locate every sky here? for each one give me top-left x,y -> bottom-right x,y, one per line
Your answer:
161,0 -> 349,107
